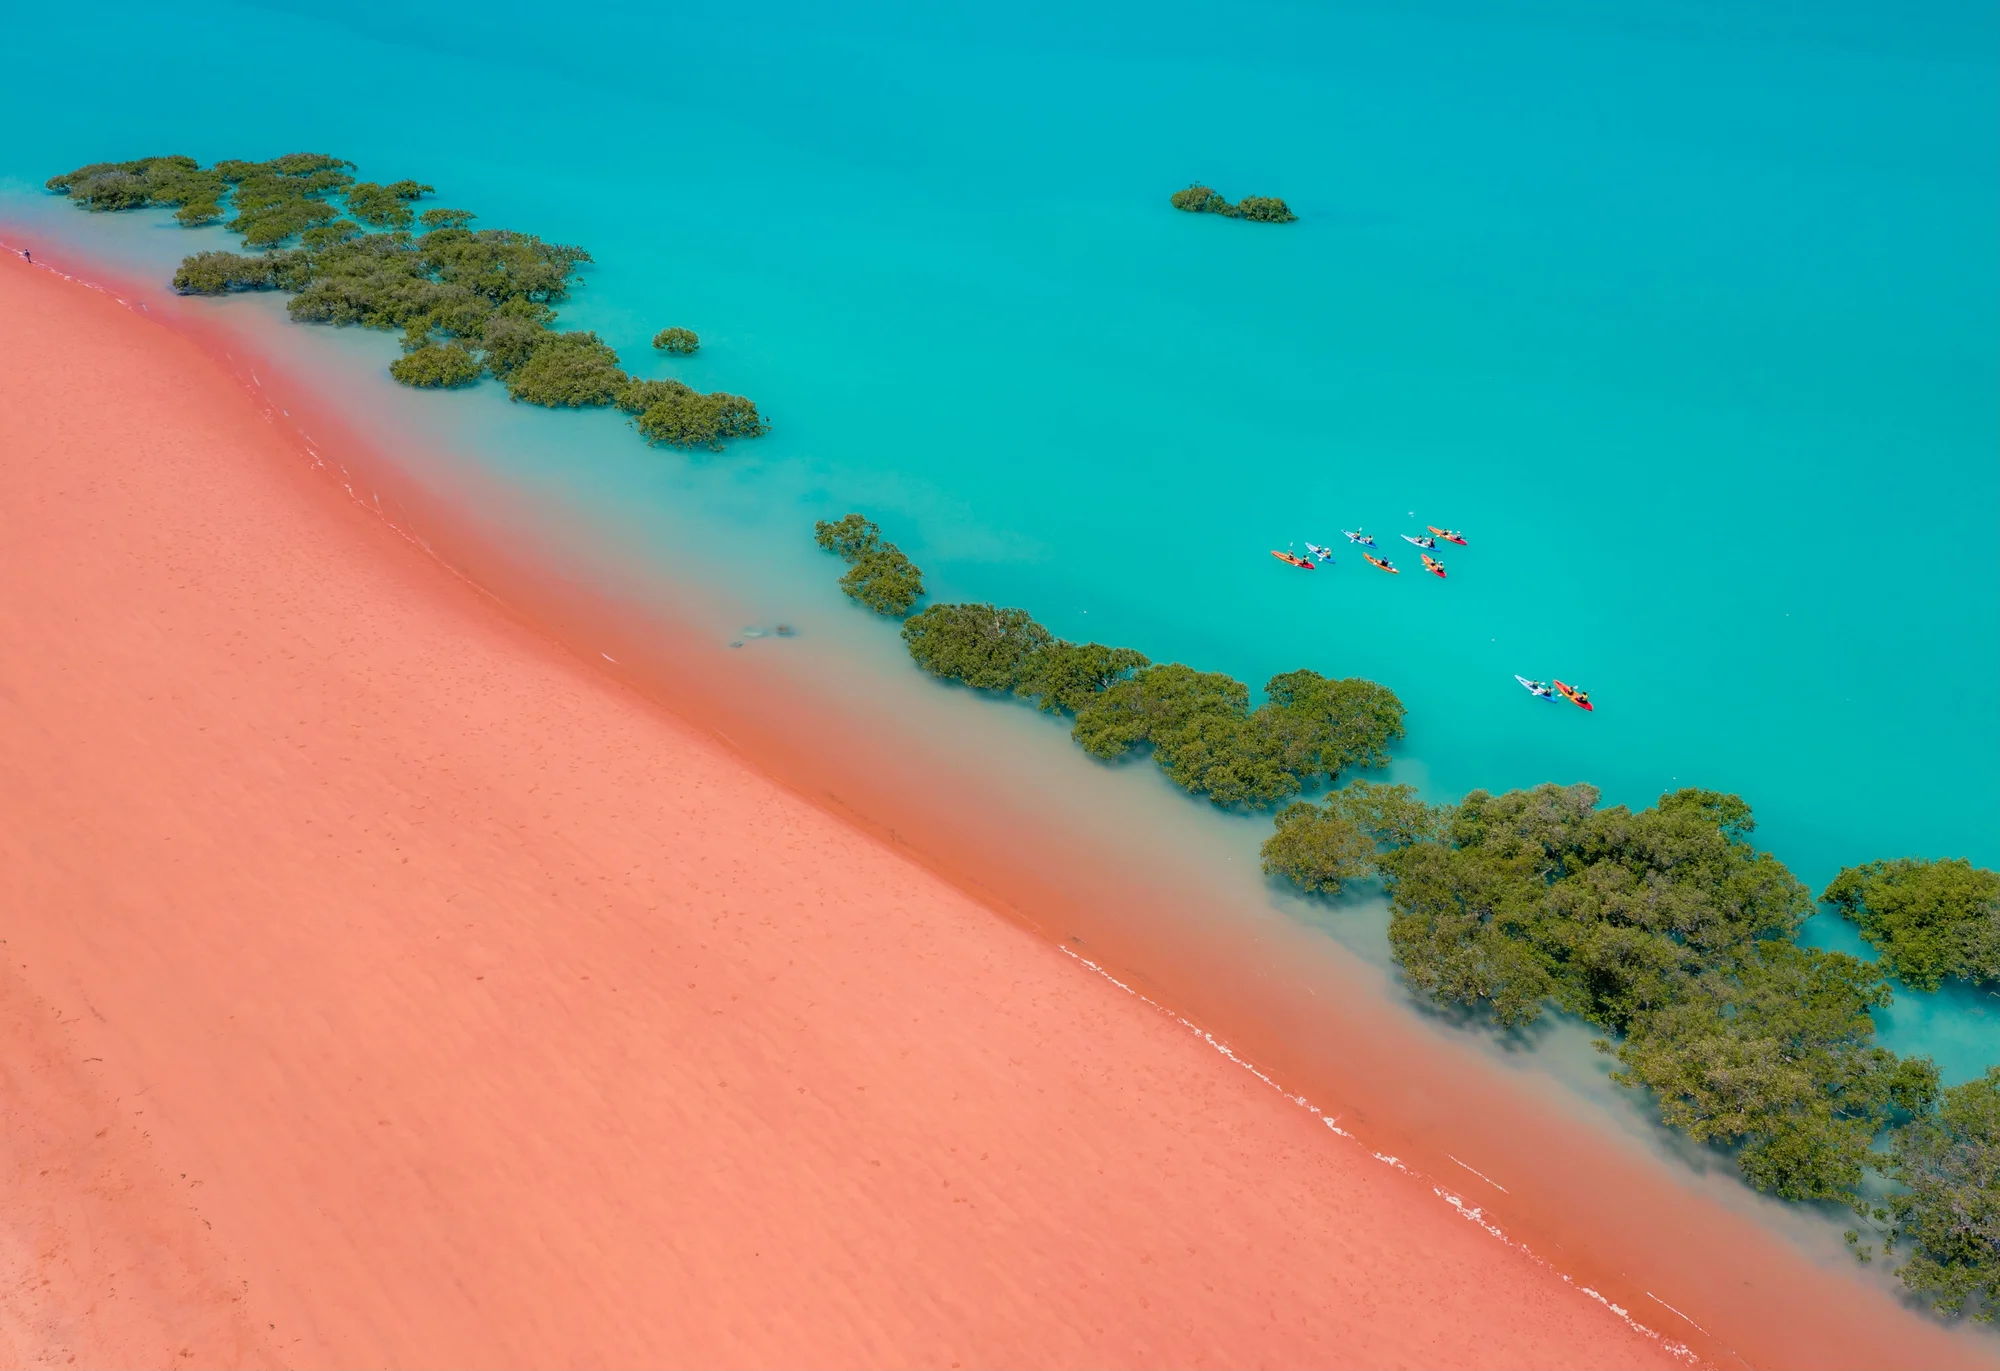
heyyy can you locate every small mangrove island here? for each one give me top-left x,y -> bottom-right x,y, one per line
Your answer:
816,510 -> 1998,1320
46,154 -> 768,453
1170,183 -> 1297,223
814,514 -> 925,616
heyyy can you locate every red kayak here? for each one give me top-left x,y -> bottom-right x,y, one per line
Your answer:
1555,680 -> 1593,711
1427,526 -> 1469,546
1270,549 -> 1315,570
1421,553 -> 1447,578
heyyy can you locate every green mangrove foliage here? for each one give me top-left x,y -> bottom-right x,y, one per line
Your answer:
616,378 -> 768,450
345,179 -> 435,229
45,153 -> 767,454
1283,783 -> 1938,1208
1612,938 -> 1934,1201
503,331 -> 627,407
870,564 -> 1400,808
46,154 -> 229,224
1015,642 -> 1153,715
390,343 -> 483,389
1822,858 -> 2000,992
902,603 -> 1054,690
172,250 -> 280,294
653,327 -> 700,354
1072,664 -> 1403,808
813,514 -> 925,616
1169,183 -> 1298,223
1883,1067 -> 2000,1318
1261,781 -> 1447,894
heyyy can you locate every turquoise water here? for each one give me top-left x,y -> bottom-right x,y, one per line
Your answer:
4,0 -> 1996,1080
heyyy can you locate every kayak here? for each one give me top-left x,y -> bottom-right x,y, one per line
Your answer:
1421,553 -> 1446,578
1555,680 -> 1594,711
1363,553 -> 1398,574
1305,542 -> 1336,562
1270,549 -> 1316,570
1402,534 -> 1437,549
1515,674 -> 1556,700
1342,529 -> 1377,547
1428,526 -> 1469,546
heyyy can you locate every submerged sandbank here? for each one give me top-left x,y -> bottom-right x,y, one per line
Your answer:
0,242 -> 1988,1368
0,248 -> 1690,1367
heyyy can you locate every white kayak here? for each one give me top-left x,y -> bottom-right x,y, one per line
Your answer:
1403,534 -> 1437,549
1515,674 -> 1556,700
1305,541 -> 1336,562
1342,529 -> 1376,547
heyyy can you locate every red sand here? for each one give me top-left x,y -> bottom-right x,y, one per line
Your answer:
0,247 -> 1989,1371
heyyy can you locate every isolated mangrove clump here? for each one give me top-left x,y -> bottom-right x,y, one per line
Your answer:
389,343 -> 483,389
616,378 -> 768,450
1169,184 -> 1231,215
635,389 -> 768,450
843,550 -> 924,616
813,513 -> 882,560
1231,195 -> 1297,223
1169,182 -> 1297,223
652,327 -> 700,354
1822,857 -> 2000,992
813,513 -> 925,617
47,152 -> 768,454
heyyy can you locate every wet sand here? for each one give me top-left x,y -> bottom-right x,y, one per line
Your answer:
0,254 -> 1700,1366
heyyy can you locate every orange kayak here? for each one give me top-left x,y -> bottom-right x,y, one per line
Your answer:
1270,550 -> 1315,570
1555,680 -> 1593,711
1421,554 -> 1446,578
1427,526 -> 1469,546
1363,553 -> 1398,574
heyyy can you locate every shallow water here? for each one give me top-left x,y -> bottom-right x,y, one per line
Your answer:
4,0 -> 1995,1151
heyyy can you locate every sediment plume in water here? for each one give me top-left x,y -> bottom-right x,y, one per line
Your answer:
1,238 -> 1990,1369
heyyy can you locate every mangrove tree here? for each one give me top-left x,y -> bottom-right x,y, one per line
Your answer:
1822,857 -> 2000,992
1169,183 -> 1298,223
45,152 -> 769,456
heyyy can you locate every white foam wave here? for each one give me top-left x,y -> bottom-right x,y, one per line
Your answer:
1056,943 -> 1705,1365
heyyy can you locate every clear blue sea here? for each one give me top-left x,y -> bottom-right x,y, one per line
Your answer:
4,0 -> 1996,1086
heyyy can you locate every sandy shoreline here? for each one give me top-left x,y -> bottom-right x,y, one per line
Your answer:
0,246 -> 1986,1369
